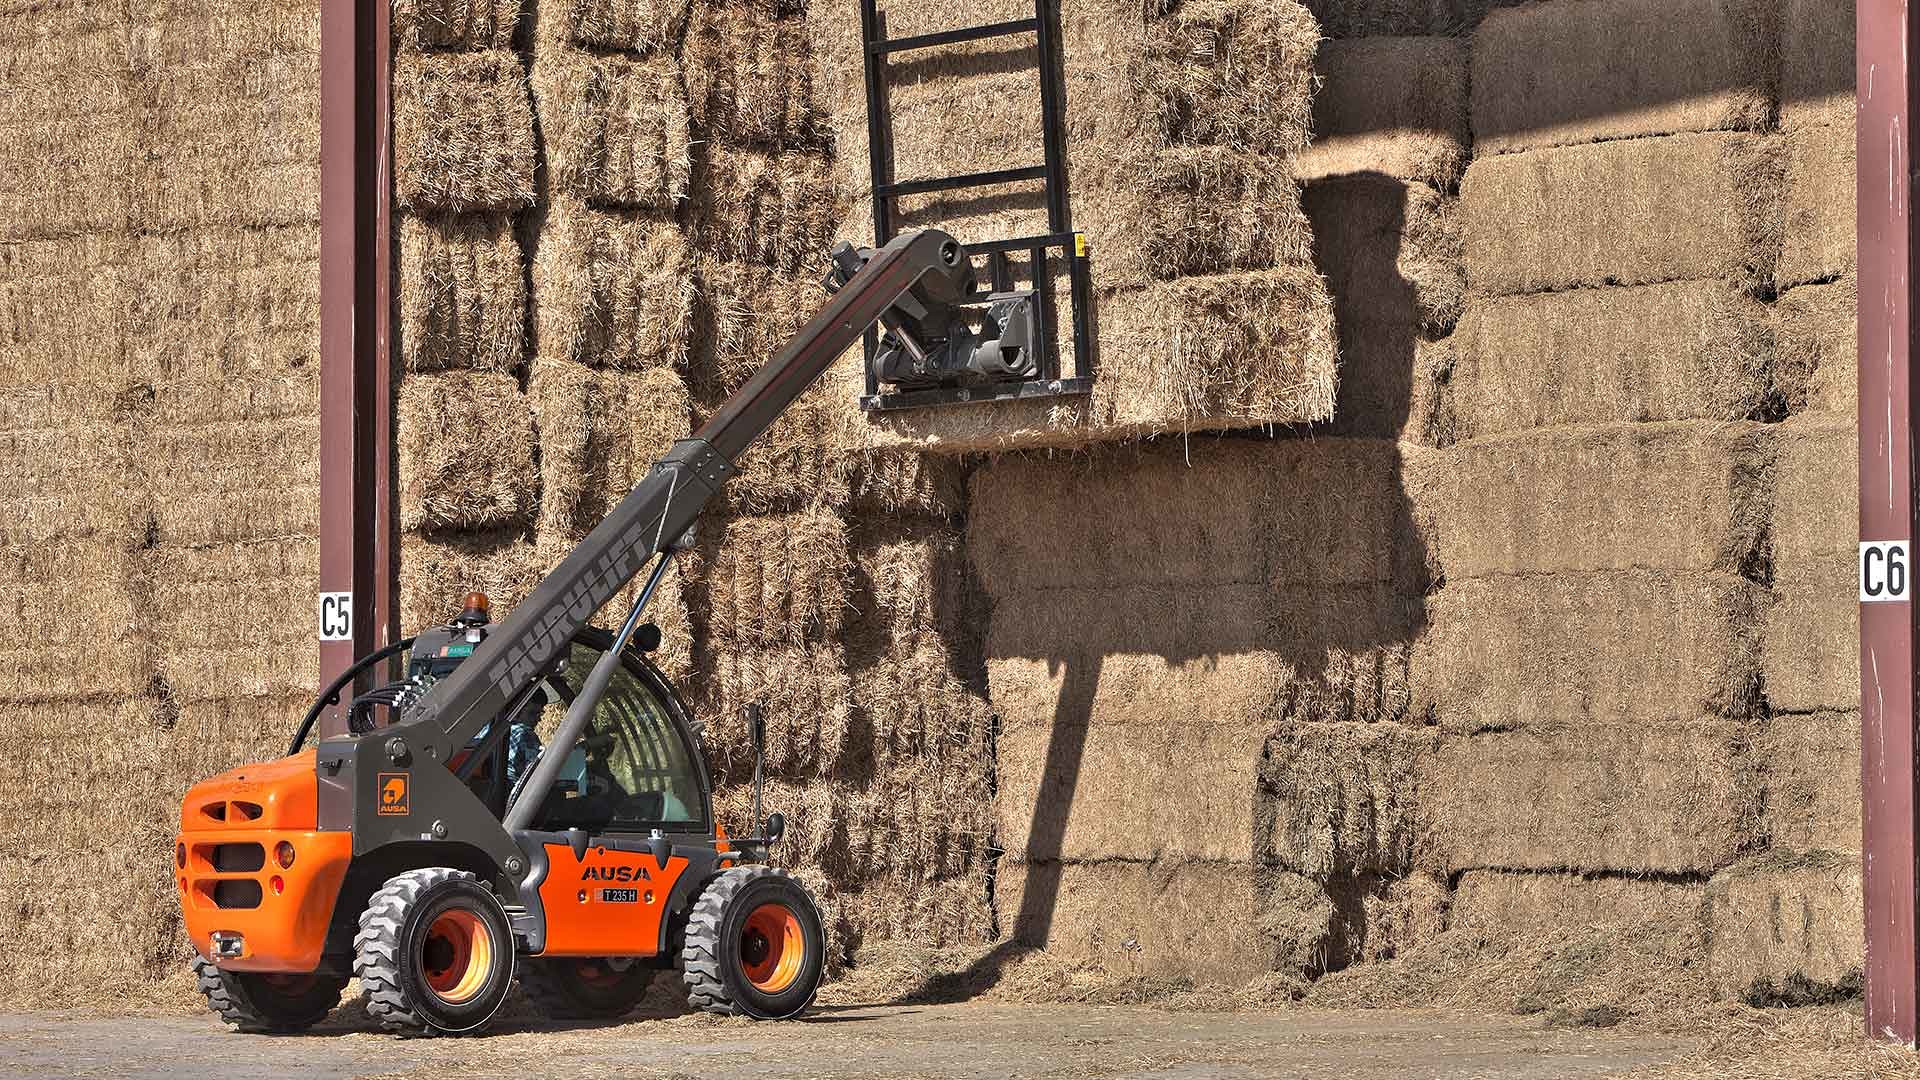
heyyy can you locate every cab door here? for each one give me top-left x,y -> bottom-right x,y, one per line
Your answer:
522,633 -> 711,956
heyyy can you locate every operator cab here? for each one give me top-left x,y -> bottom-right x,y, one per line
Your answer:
336,593 -> 709,837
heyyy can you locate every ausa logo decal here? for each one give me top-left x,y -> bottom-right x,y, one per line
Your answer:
581,865 -> 653,884
377,773 -> 409,816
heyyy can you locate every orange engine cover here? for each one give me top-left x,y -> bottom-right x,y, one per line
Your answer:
538,843 -> 689,957
175,751 -> 350,973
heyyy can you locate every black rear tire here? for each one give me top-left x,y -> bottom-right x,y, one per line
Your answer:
680,867 -> 823,1019
192,953 -> 345,1032
354,867 -> 516,1036
519,956 -> 656,1019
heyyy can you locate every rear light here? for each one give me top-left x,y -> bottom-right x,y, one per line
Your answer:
269,876 -> 285,896
176,842 -> 186,868
274,841 -> 296,869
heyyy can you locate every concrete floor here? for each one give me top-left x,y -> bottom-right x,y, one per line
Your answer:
0,1003 -> 1704,1079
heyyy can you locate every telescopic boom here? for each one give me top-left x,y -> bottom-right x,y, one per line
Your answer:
366,228 -> 974,771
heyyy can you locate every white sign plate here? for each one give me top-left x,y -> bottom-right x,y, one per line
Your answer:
318,591 -> 355,640
1860,541 -> 1910,603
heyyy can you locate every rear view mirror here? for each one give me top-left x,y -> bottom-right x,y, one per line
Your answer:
764,812 -> 786,845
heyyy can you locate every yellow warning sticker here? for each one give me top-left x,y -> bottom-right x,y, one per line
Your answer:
1073,232 -> 1088,258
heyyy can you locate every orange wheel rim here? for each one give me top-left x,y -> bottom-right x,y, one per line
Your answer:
739,902 -> 805,994
421,909 -> 494,1005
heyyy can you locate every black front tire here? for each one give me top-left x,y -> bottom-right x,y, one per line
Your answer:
520,956 -> 657,1019
681,867 -> 824,1019
353,868 -> 516,1036
192,953 -> 346,1032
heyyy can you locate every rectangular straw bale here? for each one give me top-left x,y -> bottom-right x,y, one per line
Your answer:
689,146 -> 837,274
393,0 -> 523,51
0,404 -> 138,548
844,520 -> 973,652
0,109 -> 132,239
993,859 -> 1287,983
1118,0 -> 1320,156
400,530 -> 545,632
1320,321 -> 1455,445
849,641 -> 993,769
144,540 -> 320,701
532,51 -> 690,213
1460,132 -> 1782,297
995,718 -> 1265,864
132,51 -> 322,230
1777,120 -> 1855,290
1423,720 -> 1762,874
986,584 -> 1275,715
1294,37 -> 1469,187
969,441 -> 1272,593
394,51 -> 536,213
1302,175 -> 1462,336
1450,281 -> 1772,438
0,234 -> 131,381
0,543 -> 145,703
685,509 -> 849,649
1705,853 -> 1863,1001
1470,0 -> 1776,157
847,451 -> 967,520
845,265 -> 1338,453
121,0 -> 319,66
1266,582 -> 1425,726
397,369 -> 536,532
397,213 -> 526,373
533,202 -> 694,369
1780,0 -> 1854,131
544,0 -> 691,53
1076,148 -> 1314,290
1450,870 -> 1705,936
695,645 -> 850,780
1772,415 -> 1855,563
141,417 -> 321,545
1260,721 -> 1438,880
1415,421 -> 1772,581
1773,277 -> 1856,418
531,358 -> 690,542
971,436 -> 1423,594
684,2 -> 829,150
1762,711 -> 1859,855
125,225 -> 322,381
1411,572 -> 1765,733
1765,556 -> 1856,715
988,581 -> 1419,729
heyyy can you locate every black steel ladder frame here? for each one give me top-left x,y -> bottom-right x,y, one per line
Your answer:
857,0 -> 1097,411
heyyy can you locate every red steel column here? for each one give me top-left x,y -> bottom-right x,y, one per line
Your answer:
318,0 -> 397,737
1859,0 -> 1920,1045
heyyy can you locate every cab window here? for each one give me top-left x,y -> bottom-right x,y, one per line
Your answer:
528,642 -> 705,835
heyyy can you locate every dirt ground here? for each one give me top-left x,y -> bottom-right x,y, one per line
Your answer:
0,999 -> 1914,1080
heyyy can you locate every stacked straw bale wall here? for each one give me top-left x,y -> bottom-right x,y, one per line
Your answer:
0,0 -> 326,1005
971,0 -> 1864,1012
1306,0 -> 1859,1016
